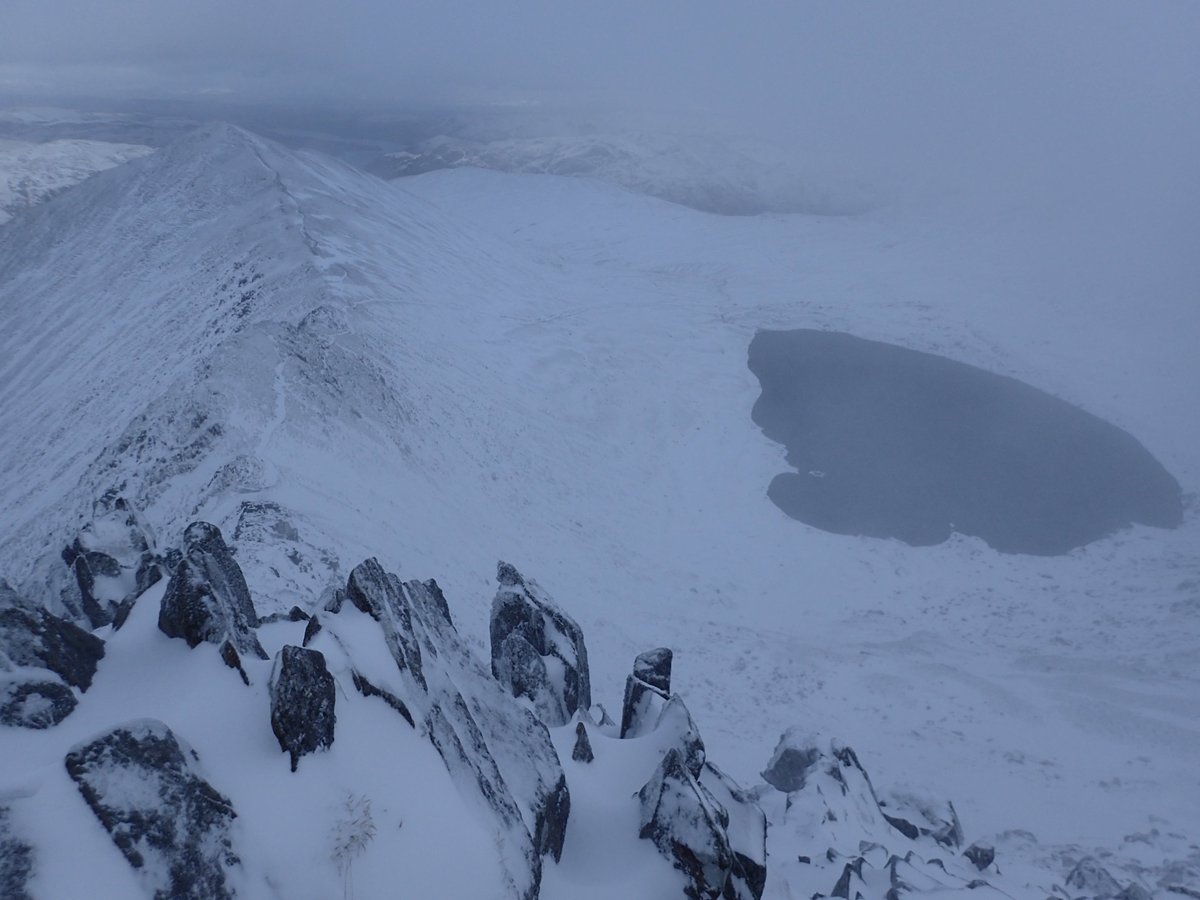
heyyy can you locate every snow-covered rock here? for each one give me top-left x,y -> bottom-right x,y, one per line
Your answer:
269,644 -> 336,771
0,805 -> 33,900
158,522 -> 267,671
64,719 -> 241,900
0,585 -> 105,690
621,648 -> 673,738
638,747 -> 738,900
491,560 -> 591,727
61,490 -> 159,627
571,720 -> 594,763
316,557 -> 571,898
0,673 -> 76,729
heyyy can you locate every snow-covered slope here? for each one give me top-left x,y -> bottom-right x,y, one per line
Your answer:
1,124 -> 1197,899
0,137 -> 153,224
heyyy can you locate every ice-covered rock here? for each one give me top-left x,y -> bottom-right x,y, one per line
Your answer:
654,693 -> 706,777
621,648 -> 673,739
638,747 -> 736,900
0,805 -> 33,900
490,560 -> 591,727
323,558 -> 571,899
64,719 -> 241,900
158,522 -> 266,671
61,490 -> 159,627
269,645 -> 336,771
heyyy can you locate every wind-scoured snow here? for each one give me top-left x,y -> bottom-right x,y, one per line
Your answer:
0,123 -> 1197,898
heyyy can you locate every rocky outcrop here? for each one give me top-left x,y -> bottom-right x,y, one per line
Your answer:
572,721 -> 594,763
758,731 -> 993,899
269,645 -> 336,771
1065,857 -> 1148,900
158,522 -> 266,671
490,561 -> 591,727
701,762 -> 767,900
0,805 -> 34,900
963,841 -> 995,871
61,490 -> 159,627
64,719 -> 241,900
621,648 -> 673,738
231,500 -> 339,619
312,558 -> 571,899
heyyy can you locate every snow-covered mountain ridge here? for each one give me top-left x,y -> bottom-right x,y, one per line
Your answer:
1,123 -> 1197,899
0,137 -> 153,225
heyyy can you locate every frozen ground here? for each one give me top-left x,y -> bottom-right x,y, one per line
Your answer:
0,123 -> 1197,897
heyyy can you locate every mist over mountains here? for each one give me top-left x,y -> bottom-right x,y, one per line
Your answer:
1,4 -> 1198,899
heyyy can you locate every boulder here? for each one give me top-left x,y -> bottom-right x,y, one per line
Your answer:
269,645 -> 336,771
0,590 -> 105,690
158,522 -> 266,667
61,490 -> 159,628
572,721 -> 594,763
964,842 -> 995,871
64,719 -> 241,900
490,561 -> 591,727
760,726 -> 822,793
0,805 -> 33,900
638,747 -> 735,900
654,693 -> 706,777
0,675 -> 76,729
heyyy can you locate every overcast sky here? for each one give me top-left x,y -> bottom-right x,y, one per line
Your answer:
2,2 -> 1198,211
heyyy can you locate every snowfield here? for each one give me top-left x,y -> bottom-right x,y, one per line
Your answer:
0,123 -> 1196,898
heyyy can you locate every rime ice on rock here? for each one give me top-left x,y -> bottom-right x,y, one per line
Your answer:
320,558 -> 571,900
269,645 -> 336,771
490,560 -> 591,727
64,719 -> 241,900
61,490 -> 160,627
158,522 -> 267,674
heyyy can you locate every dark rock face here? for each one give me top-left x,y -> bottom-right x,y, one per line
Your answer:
270,645 -> 336,771
0,677 -> 76,728
761,730 -> 821,793
61,490 -> 160,627
64,719 -> 241,900
0,806 -> 34,900
0,593 -> 105,691
621,649 -> 672,738
321,558 -> 571,899
749,329 -> 1183,555
964,842 -> 995,871
639,748 -> 736,900
634,647 -> 673,693
158,522 -> 266,664
490,561 -> 591,727
572,721 -> 594,763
